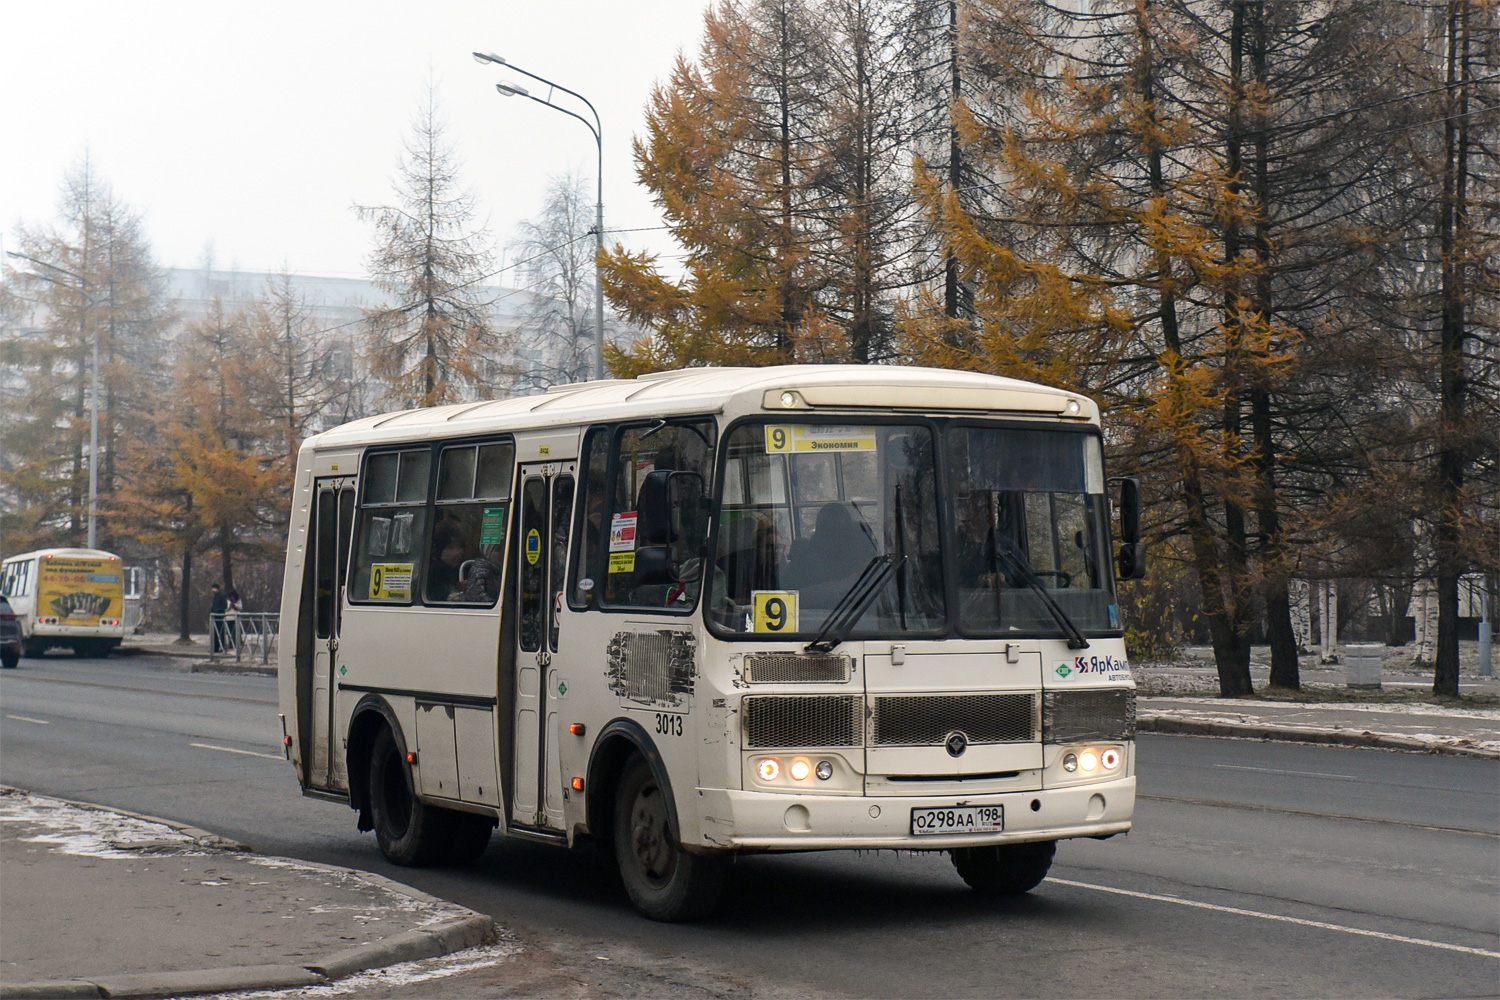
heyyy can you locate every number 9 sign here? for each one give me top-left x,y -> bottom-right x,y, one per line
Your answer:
765,425 -> 791,453
752,591 -> 798,633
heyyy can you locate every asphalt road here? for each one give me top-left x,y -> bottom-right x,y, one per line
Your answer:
2,653 -> 1497,999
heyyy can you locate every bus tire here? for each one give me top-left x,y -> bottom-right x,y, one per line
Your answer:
368,726 -> 444,866
950,840 -> 1056,896
613,756 -> 726,922
444,811 -> 494,864
1,649 -> 17,669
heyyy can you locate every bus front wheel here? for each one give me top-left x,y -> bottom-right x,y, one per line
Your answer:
613,757 -> 726,921
368,727 -> 444,866
950,840 -> 1056,895
1,648 -> 17,669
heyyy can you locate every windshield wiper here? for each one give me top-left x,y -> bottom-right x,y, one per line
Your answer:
992,538 -> 1090,650
804,553 -> 905,654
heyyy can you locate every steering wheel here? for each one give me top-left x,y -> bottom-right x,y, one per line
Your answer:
1029,570 -> 1072,588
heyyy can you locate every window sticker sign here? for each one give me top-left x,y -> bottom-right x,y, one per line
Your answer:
765,425 -> 877,454
370,563 -> 413,601
610,511 -> 638,552
480,506 -> 506,545
608,552 -> 637,575
753,591 -> 799,633
525,528 -> 542,565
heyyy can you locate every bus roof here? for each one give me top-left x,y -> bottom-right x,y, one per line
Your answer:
2,548 -> 121,564
303,364 -> 1099,452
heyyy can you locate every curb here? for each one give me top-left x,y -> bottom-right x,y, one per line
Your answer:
1137,715 -> 1500,760
0,790 -> 498,1000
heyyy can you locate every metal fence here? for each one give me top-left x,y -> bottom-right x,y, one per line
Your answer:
209,612 -> 279,665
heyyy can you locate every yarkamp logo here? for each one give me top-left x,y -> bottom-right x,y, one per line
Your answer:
945,731 -> 968,757
1055,655 -> 1131,680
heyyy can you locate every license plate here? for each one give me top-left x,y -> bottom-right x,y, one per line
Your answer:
910,805 -> 1004,835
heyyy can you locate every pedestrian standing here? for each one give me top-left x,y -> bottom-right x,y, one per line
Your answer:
225,588 -> 243,653
209,584 -> 228,652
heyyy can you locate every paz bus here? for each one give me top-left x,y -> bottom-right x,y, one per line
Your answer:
0,547 -> 131,660
276,365 -> 1145,920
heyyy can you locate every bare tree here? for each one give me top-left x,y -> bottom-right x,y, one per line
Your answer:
356,86 -> 507,408
509,173 -> 601,389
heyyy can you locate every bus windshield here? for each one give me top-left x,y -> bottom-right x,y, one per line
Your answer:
947,425 -> 1116,636
708,421 -> 1116,639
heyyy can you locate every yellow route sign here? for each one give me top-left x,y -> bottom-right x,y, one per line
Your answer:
765,425 -> 876,454
752,591 -> 798,633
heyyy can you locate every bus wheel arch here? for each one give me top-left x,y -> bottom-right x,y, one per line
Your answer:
346,696 -> 403,833
585,720 -> 680,853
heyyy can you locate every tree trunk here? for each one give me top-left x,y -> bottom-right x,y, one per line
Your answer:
177,544 -> 193,642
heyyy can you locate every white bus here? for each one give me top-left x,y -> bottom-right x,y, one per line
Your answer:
0,547 -> 131,658
277,365 -> 1145,920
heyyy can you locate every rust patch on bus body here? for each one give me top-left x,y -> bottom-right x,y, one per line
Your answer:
606,629 -> 697,708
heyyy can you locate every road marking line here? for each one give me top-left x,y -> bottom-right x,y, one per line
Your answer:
1051,878 -> 1500,958
189,742 -> 283,760
1213,764 -> 1359,780
5,714 -> 50,725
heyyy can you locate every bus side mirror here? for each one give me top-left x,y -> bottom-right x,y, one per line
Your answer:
637,470 -> 708,567
1114,477 -> 1145,581
1117,477 -> 1141,544
1118,543 -> 1147,581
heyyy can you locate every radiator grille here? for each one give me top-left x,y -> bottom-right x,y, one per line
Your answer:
743,695 -> 863,748
870,694 -> 1036,746
1042,688 -> 1136,744
744,653 -> 852,684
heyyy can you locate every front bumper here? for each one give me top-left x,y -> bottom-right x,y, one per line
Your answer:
694,775 -> 1134,851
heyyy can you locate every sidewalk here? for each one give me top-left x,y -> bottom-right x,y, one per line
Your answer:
1133,644 -> 1500,760
0,789 -> 502,999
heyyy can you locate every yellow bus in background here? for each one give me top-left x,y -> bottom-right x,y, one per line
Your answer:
0,548 -> 129,658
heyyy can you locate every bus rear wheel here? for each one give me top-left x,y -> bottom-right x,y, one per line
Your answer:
368,727 -> 444,866
950,840 -> 1056,896
613,757 -> 726,921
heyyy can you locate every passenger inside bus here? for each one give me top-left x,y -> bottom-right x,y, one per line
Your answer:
782,502 -> 878,606
427,519 -> 469,601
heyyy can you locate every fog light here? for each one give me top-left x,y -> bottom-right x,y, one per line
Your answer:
1079,750 -> 1099,772
790,757 -> 812,781
1102,747 -> 1121,770
815,760 -> 833,780
1063,753 -> 1078,772
757,758 -> 781,782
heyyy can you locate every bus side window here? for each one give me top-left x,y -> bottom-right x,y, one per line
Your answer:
349,448 -> 431,604
600,419 -> 715,609
569,427 -> 610,610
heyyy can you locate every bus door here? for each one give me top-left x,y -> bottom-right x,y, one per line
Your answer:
308,476 -> 356,791
512,462 -> 576,830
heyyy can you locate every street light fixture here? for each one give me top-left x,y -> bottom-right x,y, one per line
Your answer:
5,250 -> 99,549
473,50 -> 605,383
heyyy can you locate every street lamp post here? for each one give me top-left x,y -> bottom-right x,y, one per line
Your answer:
6,251 -> 99,549
473,51 -> 605,383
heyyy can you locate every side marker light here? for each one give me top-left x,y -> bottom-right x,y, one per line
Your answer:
571,777 -> 584,791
